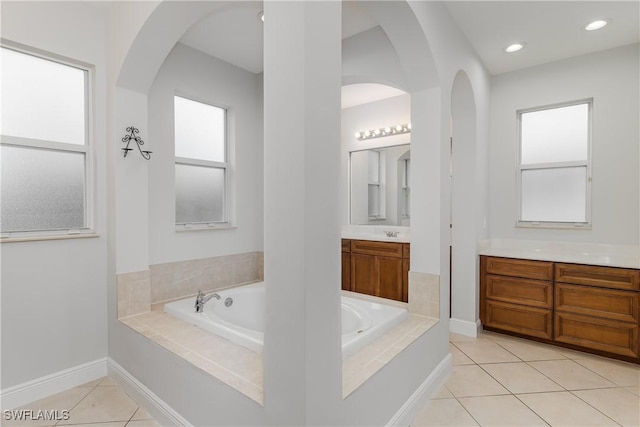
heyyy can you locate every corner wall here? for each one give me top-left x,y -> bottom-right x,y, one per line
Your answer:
490,44 -> 640,246
0,1 -> 108,390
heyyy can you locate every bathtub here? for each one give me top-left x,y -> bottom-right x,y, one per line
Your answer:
163,282 -> 408,359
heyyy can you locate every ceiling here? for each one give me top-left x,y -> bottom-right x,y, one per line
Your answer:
179,1 -> 639,103
445,1 -> 640,75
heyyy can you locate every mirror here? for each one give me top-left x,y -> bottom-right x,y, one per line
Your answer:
350,144 -> 410,226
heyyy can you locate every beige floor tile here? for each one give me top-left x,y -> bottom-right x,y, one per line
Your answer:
528,359 -> 617,390
453,340 -> 520,364
431,384 -> 454,399
450,333 -> 492,343
444,365 -> 510,398
411,398 -> 479,426
450,343 -> 475,366
126,420 -> 161,427
2,387 -> 93,427
574,357 -> 640,387
79,378 -> 104,388
130,407 -> 153,421
58,386 -> 138,425
625,386 -> 639,396
58,424 -> 126,427
481,362 -> 563,394
459,395 -> 547,427
517,391 -> 618,427
494,338 -> 568,362
573,388 -> 640,427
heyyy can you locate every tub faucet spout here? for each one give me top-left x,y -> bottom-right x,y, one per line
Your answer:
195,290 -> 220,313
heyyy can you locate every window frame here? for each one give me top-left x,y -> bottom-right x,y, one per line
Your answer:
0,43 -> 95,241
367,149 -> 386,220
516,98 -> 593,229
173,94 -> 230,230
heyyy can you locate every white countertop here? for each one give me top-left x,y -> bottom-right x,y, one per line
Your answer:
342,225 -> 410,243
479,239 -> 640,269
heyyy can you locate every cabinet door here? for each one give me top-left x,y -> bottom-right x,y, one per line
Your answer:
351,254 -> 376,297
555,312 -> 639,358
342,252 -> 351,291
402,258 -> 410,303
377,256 -> 403,301
485,300 -> 553,339
486,257 -> 553,281
555,263 -> 640,291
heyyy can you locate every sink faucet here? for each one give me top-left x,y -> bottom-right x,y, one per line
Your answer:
384,230 -> 399,238
195,290 -> 220,313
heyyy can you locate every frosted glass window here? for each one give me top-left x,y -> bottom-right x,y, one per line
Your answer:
518,100 -> 591,225
174,96 -> 225,162
1,47 -> 86,145
368,151 -> 380,182
175,164 -> 225,224
1,146 -> 86,232
521,103 -> 588,165
368,184 -> 380,217
521,167 -> 587,222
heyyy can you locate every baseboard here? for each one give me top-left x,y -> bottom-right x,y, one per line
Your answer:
107,358 -> 191,427
387,353 -> 453,427
449,318 -> 481,337
1,358 -> 107,410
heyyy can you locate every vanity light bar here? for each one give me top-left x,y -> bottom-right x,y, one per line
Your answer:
355,123 -> 411,140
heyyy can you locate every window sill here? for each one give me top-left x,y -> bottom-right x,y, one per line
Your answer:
175,224 -> 237,232
1,232 -> 99,243
516,222 -> 592,230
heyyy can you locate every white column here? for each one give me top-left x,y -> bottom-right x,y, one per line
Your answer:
262,2 -> 342,425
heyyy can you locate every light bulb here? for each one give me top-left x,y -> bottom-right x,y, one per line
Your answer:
585,20 -> 608,31
505,43 -> 525,53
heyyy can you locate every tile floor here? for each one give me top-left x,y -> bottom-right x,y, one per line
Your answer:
5,332 -> 639,427
1,377 -> 159,427
412,331 -> 640,427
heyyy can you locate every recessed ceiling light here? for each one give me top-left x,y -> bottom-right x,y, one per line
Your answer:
585,19 -> 608,31
505,43 -> 526,53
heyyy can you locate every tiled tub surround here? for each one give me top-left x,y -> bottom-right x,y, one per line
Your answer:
150,251 -> 264,303
119,269 -> 439,402
120,304 -> 265,403
117,252 -> 264,319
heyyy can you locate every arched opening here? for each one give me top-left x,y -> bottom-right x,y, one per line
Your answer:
450,70 -> 479,334
113,1 -> 443,424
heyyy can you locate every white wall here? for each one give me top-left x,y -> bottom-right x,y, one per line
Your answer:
341,94 -> 412,226
490,44 -> 640,245
342,26 -> 408,89
147,43 -> 263,265
0,1 -> 108,388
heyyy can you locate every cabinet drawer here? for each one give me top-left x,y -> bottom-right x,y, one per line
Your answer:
342,239 -> 351,253
486,275 -> 552,309
555,312 -> 639,358
351,240 -> 403,258
484,300 -> 553,339
485,257 -> 553,281
555,283 -> 639,323
555,263 -> 640,291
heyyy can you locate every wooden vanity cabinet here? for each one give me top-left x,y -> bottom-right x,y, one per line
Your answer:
480,256 -> 554,339
342,239 -> 409,303
480,256 -> 640,363
554,263 -> 640,358
341,239 -> 351,291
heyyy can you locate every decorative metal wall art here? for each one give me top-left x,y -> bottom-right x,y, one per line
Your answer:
121,126 -> 151,160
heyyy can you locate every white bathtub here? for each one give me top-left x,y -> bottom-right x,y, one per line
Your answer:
163,282 -> 408,359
